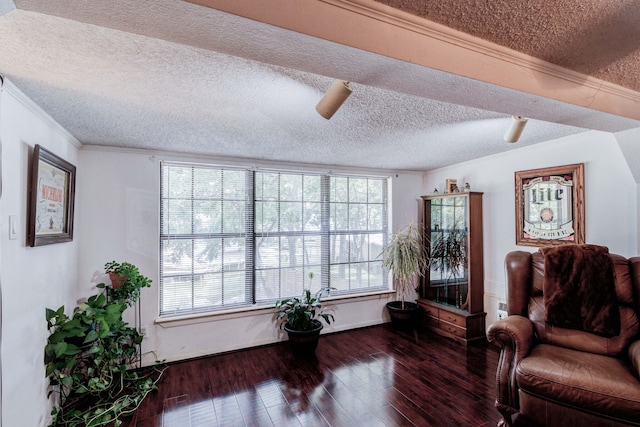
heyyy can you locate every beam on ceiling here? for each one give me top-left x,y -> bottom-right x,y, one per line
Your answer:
186,0 -> 640,121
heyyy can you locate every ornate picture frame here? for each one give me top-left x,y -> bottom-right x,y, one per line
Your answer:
515,163 -> 585,247
27,145 -> 76,247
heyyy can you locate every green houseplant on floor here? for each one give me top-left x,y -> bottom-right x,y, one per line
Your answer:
380,222 -> 429,328
274,272 -> 335,355
44,261 -> 163,427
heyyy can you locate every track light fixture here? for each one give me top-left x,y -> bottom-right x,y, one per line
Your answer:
503,115 -> 528,143
315,80 -> 353,119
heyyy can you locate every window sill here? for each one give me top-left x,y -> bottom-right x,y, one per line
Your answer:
155,289 -> 395,328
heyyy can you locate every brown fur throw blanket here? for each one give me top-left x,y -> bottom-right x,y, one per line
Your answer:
540,244 -> 620,337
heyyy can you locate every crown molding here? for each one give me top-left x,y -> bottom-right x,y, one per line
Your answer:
187,0 -> 640,120
325,0 -> 640,103
0,76 -> 82,148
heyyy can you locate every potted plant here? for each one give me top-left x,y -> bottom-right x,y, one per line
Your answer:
380,222 -> 429,328
44,262 -> 164,427
103,261 -> 152,307
274,272 -> 335,356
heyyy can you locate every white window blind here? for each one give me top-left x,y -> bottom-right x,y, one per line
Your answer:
160,163 -> 253,315
254,171 -> 324,300
329,176 -> 387,292
160,162 -> 388,317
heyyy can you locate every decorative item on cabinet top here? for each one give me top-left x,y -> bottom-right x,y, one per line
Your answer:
445,178 -> 458,194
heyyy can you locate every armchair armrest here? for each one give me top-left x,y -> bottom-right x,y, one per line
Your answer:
629,339 -> 640,380
486,315 -> 535,426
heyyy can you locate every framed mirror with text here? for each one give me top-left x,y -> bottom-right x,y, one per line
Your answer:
515,163 -> 585,247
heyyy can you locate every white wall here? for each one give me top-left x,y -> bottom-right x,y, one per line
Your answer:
0,81 -> 80,427
423,130 -> 638,327
77,148 -> 424,364
614,128 -> 640,252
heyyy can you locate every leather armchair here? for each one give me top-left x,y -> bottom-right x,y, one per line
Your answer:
487,250 -> 640,426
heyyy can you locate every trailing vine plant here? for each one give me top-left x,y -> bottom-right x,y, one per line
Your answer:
44,261 -> 164,427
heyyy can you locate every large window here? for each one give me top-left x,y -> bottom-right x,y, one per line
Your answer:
254,172 -> 323,302
160,162 -> 388,316
160,164 -> 252,315
329,176 -> 386,292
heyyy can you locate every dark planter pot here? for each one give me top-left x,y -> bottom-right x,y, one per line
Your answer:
386,301 -> 420,329
284,320 -> 323,356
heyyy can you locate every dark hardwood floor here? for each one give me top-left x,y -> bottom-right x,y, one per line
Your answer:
122,324 -> 501,427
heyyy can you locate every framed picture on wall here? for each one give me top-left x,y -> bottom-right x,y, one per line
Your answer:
27,144 -> 76,247
515,163 -> 585,247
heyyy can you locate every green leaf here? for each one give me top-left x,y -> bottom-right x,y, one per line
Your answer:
98,320 -> 110,338
95,293 -> 106,307
45,363 -> 56,377
83,329 -> 99,344
64,356 -> 77,369
106,303 -> 123,316
45,308 -> 57,322
87,344 -> 102,355
47,331 -> 66,345
64,343 -> 81,356
54,342 -> 68,358
60,375 -> 73,387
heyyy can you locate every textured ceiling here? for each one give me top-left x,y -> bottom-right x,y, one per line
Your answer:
0,0 -> 638,171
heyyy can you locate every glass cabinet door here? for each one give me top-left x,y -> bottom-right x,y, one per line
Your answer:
425,195 -> 469,311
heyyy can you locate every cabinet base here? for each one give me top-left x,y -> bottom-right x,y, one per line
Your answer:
417,299 -> 486,345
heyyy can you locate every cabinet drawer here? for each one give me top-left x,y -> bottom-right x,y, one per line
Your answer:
441,311 -> 465,325
440,322 -> 465,337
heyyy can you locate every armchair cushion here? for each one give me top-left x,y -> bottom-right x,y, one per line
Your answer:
529,295 -> 639,356
516,344 -> 640,422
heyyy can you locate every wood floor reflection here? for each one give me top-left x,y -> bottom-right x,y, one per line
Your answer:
122,325 -> 499,427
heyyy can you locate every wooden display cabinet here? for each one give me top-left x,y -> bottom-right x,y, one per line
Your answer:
417,192 -> 486,344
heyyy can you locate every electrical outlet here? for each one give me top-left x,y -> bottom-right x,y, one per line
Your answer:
140,326 -> 147,336
497,301 -> 508,320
